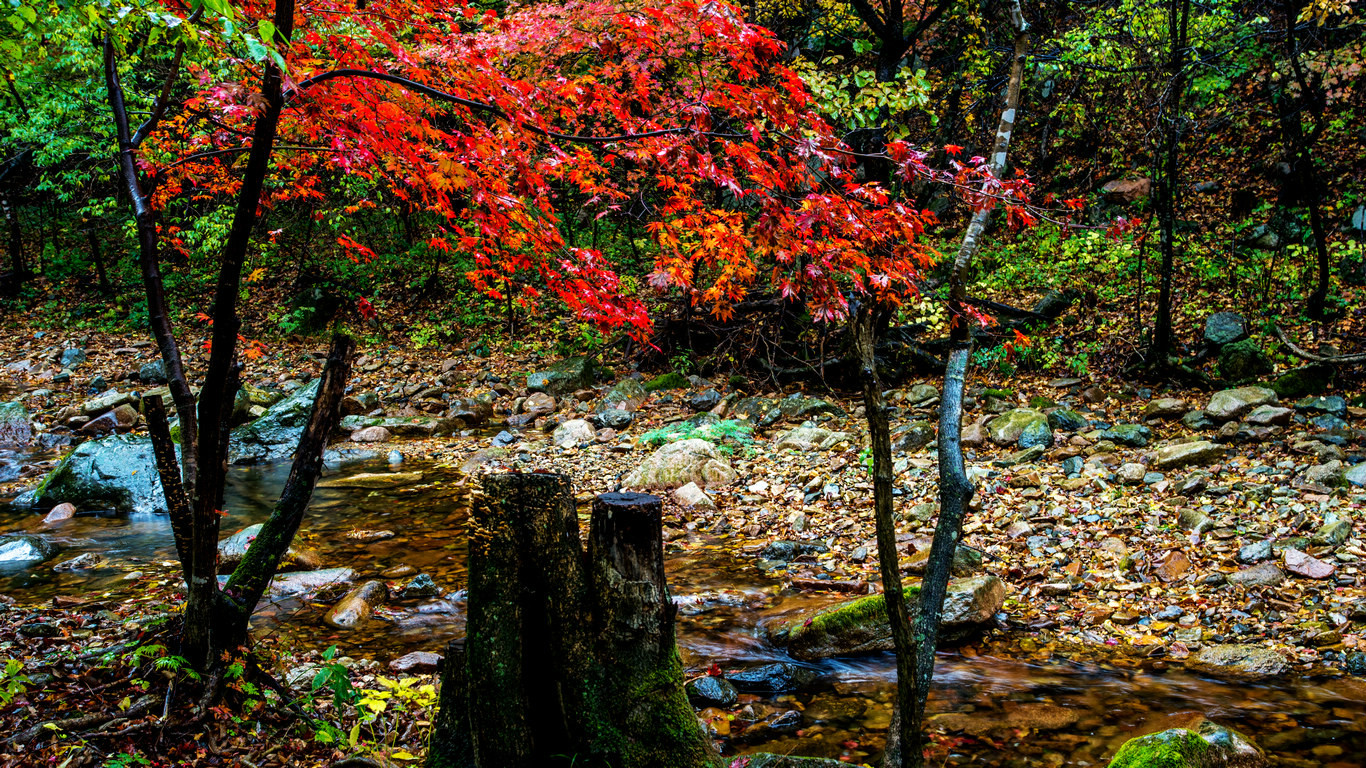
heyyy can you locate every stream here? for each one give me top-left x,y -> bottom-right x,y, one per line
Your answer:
1,457 -> 1361,766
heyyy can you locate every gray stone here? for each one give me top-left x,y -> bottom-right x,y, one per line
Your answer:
266,568 -> 356,597
527,357 -> 597,396
891,421 -> 936,452
1346,462 -> 1366,487
1244,405 -> 1292,426
0,402 -> 32,446
398,573 -> 440,599
687,389 -> 721,412
1272,364 -> 1334,399
1018,419 -> 1054,449
725,663 -> 818,693
622,439 -> 737,490
1295,395 -> 1347,417
0,534 -> 57,564
1301,460 -> 1347,488
1203,312 -> 1248,348
1142,398 -> 1188,420
388,651 -> 441,674
906,383 -> 940,405
1099,424 -> 1151,447
765,576 -> 1005,660
590,408 -> 633,430
1217,338 -> 1272,383
685,675 -> 739,707
81,389 -> 135,416
60,348 -> 87,369
1186,644 -> 1287,681
138,360 -> 166,384
599,378 -> 647,412
1228,562 -> 1283,587
988,409 -> 1048,446
775,426 -> 850,452
217,524 -> 320,574
1205,387 -> 1277,422
672,482 -> 716,509
1181,411 -> 1214,430
520,392 -> 557,416
323,580 -> 388,629
552,418 -> 596,448
350,426 -> 391,443
29,435 -> 169,515
229,380 -> 321,464
758,540 -> 829,561
1237,540 -> 1273,564
1047,408 -> 1087,432
1154,441 -> 1223,470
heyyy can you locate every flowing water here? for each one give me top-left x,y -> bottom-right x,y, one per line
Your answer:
1,458 -> 1362,766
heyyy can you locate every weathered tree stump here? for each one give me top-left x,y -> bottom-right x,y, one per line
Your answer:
427,476 -> 718,768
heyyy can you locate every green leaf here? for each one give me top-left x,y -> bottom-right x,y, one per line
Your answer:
257,18 -> 275,42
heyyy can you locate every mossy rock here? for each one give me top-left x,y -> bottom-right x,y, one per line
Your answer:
742,755 -> 853,768
1270,364 -> 1334,399
644,372 -> 690,391
1215,338 -> 1272,384
981,388 -> 1015,400
1108,719 -> 1265,768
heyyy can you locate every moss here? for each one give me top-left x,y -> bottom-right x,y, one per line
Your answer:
775,585 -> 921,643
727,374 -> 748,390
1028,395 -> 1055,409
643,372 -> 690,391
981,388 -> 1014,400
1108,729 -> 1210,768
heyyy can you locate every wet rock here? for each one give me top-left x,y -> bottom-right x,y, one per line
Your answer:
319,471 -> 424,489
1237,540 -> 1273,564
346,529 -> 395,542
388,651 -> 441,674
267,568 -> 356,597
725,662 -> 818,693
1300,460 -> 1346,488
1108,718 -> 1265,768
775,426 -> 850,452
765,576 -> 1005,660
1243,405 -> 1292,426
520,392 -> 557,417
599,378 -> 647,413
53,552 -> 104,571
590,408 -> 633,430
138,360 -> 166,384
891,421 -> 936,452
1100,424 -> 1151,448
686,675 -> 739,707
1227,562 -> 1284,587
60,348 -> 88,370
81,389 -> 135,416
1205,386 -> 1276,422
1203,312 -> 1249,348
1186,644 -> 1287,681
527,357 -> 597,396
78,403 -> 140,436
1153,440 -> 1223,470
1312,519 -> 1352,547
1047,408 -> 1087,432
673,482 -> 716,509
1295,394 -> 1347,417
218,524 -> 322,573
1018,419 -> 1054,449
759,540 -> 829,561
621,439 -> 736,490
28,434 -> 168,515
323,580 -> 388,629
552,418 -> 595,448
0,534 -> 57,564
1282,548 -> 1334,579
1181,411 -> 1214,430
1272,364 -> 1334,399
1117,463 -> 1147,484
988,409 -> 1048,446
349,426 -> 391,443
445,395 -> 495,427
1142,398 -> 1187,420
1346,462 -> 1366,487
43,503 -> 76,524
229,380 -> 321,464
687,389 -> 721,412
0,402 -> 32,446
399,573 -> 440,599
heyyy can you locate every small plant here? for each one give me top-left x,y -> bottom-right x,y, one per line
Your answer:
0,659 -> 30,705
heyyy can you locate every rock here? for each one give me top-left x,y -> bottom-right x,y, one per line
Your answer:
1154,441 -> 1224,470
138,360 -> 166,384
599,378 -> 647,413
725,662 -> 817,693
685,675 -> 739,707
1203,312 -> 1249,348
552,418 -> 596,448
1295,395 -> 1347,417
891,421 -> 936,452
79,404 -> 140,436
1018,419 -> 1054,449
1108,719 -> 1265,768
445,395 -> 494,427
1117,463 -> 1147,485
1272,364 -> 1334,399
1101,177 -> 1151,203
1100,424 -> 1151,447
60,348 -> 87,369
388,651 -> 441,674
527,357 -> 597,396
673,482 -> 716,509
1047,408 -> 1087,432
1186,644 -> 1287,681
0,402 -> 32,446
28,435 -> 168,515
1346,462 -> 1366,487
229,380 -> 321,464
350,426 -> 391,443
907,544 -> 982,577
988,409 -> 1048,446
1217,338 -> 1272,383
774,393 -> 845,421
52,552 -> 103,571
1243,405 -> 1292,426
775,426 -> 850,452
520,392 -> 557,416
399,573 -> 440,599
1282,548 -> 1334,579
765,575 -> 1005,660
1181,411 -> 1214,430
621,439 -> 737,490
1300,460 -> 1346,488
1142,398 -> 1187,420
43,503 -> 77,524
80,389 -> 134,416
0,534 -> 57,564
1228,562 -> 1284,587
319,471 -> 424,489
590,408 -> 633,430
1206,387 -> 1276,422
687,389 -> 721,412
218,524 -> 321,573
323,580 -> 388,629
759,540 -> 829,561
961,420 -> 987,447
266,568 -> 356,597
1237,540 -> 1273,564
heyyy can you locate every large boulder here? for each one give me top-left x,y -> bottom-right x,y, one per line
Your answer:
598,378 -> 647,413
527,357 -> 596,396
1108,718 -> 1264,768
0,402 -> 32,446
988,409 -> 1048,446
25,435 -> 168,515
1205,387 -> 1276,422
1216,339 -> 1272,384
1203,312 -> 1248,348
0,534 -> 57,564
229,380 -> 320,464
765,575 -> 1004,660
621,439 -> 737,490
1271,364 -> 1334,399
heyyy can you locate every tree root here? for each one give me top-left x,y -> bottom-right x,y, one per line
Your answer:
1274,324 -> 1366,365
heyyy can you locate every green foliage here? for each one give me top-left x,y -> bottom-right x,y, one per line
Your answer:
0,659 -> 30,705
638,419 -> 753,452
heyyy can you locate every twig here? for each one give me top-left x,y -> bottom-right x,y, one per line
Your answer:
1274,324 -> 1366,364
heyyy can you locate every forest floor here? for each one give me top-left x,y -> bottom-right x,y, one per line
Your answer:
1,315 -> 1364,767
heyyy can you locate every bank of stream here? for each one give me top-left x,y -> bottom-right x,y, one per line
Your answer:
1,456 -> 1361,766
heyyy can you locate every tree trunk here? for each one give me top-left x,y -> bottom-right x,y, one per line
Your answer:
1151,0 -> 1191,362
86,228 -> 115,298
3,195 -> 24,287
432,478 -> 717,768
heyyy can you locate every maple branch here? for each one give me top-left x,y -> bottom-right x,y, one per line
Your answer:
287,69 -> 744,145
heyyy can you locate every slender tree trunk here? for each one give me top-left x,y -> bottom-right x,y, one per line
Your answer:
87,228 -> 115,298
2,195 -> 24,289
1151,0 -> 1190,362
884,6 -> 1027,766
1278,0 -> 1331,319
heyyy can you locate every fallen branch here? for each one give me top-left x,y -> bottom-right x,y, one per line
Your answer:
10,694 -> 159,745
1274,324 -> 1366,364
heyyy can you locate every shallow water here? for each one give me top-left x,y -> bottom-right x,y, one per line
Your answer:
1,457 -> 1362,765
